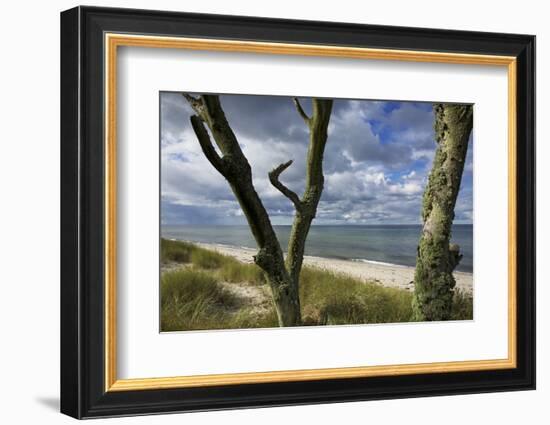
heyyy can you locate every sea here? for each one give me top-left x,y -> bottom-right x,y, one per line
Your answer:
161,224 -> 473,273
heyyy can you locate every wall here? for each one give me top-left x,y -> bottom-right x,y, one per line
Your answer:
0,0 -> 545,423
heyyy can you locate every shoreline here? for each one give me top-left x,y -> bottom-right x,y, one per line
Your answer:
185,240 -> 473,295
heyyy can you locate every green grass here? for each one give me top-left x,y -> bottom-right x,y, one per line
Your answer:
219,259 -> 267,285
299,267 -> 413,325
228,308 -> 279,329
160,238 -> 473,331
162,238 -> 267,284
160,238 -> 194,264
160,266 -> 278,331
451,290 -> 474,321
160,268 -> 237,331
190,248 -> 225,269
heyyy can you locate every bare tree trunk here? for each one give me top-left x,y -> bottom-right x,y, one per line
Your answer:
412,104 -> 473,321
184,95 -> 332,327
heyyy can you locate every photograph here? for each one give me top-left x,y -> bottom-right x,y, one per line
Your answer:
160,92 -> 474,331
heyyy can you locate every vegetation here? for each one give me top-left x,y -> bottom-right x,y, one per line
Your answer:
160,238 -> 193,264
160,239 -> 473,332
161,268 -> 238,331
299,268 -> 412,325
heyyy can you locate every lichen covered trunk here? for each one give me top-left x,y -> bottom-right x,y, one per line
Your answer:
412,103 -> 473,321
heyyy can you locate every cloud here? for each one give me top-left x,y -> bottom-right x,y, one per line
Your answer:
160,92 -> 473,225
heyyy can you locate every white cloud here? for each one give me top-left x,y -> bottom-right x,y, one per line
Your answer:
160,93 -> 472,225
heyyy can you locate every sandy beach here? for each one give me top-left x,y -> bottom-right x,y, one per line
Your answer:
194,242 -> 473,295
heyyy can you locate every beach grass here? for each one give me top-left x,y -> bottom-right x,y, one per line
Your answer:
160,238 -> 473,331
299,267 -> 413,325
161,268 -> 238,331
160,238 -> 194,264
190,248 -> 226,269
219,259 -> 267,285
451,290 -> 474,321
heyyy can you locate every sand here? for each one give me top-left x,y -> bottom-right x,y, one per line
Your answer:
194,242 -> 473,295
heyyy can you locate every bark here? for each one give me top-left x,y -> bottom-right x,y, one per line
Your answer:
283,99 -> 333,284
184,95 -> 332,326
412,103 -> 473,321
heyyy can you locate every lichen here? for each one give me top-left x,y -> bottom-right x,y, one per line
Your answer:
412,104 -> 473,321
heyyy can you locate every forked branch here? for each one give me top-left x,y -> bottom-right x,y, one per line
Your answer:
269,160 -> 303,212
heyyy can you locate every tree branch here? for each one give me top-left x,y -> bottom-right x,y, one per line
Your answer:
184,95 -> 281,251
293,98 -> 310,124
189,115 -> 226,175
269,160 -> 303,212
182,93 -> 207,120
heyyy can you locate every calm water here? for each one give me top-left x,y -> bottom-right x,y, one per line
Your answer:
161,224 -> 473,273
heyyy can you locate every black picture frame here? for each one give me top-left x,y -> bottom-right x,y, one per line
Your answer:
60,5 -> 535,419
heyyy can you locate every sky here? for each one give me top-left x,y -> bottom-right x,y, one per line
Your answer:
160,92 -> 473,226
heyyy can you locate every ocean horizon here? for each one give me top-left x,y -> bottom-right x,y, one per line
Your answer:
161,224 -> 473,273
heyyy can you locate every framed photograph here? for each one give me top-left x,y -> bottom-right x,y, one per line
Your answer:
60,6 -> 535,419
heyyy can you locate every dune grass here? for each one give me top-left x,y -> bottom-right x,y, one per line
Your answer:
219,259 -> 267,285
161,268 -> 238,331
299,267 -> 413,325
450,290 -> 474,321
161,238 -> 267,283
160,238 -> 194,264
160,267 -> 279,331
160,238 -> 473,331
